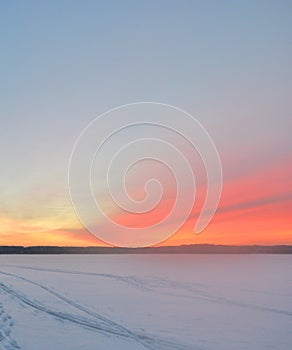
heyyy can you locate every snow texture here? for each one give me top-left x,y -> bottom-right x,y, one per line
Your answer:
0,255 -> 291,349
0,304 -> 19,350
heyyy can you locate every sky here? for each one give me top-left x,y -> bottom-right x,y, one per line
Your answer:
0,0 -> 291,247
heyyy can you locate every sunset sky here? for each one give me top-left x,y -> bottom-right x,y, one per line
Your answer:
1,1 -> 291,246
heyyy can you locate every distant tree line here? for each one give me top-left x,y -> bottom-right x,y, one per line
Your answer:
0,245 -> 291,254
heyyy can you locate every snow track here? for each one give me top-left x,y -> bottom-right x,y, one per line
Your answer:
0,304 -> 20,350
0,272 -> 198,350
2,265 -> 291,317
0,255 -> 291,350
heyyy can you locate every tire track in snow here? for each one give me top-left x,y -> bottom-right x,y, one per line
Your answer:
0,271 -> 140,343
2,265 -> 144,290
0,304 -> 20,350
3,265 -> 291,317
147,277 -> 292,317
0,278 -> 198,350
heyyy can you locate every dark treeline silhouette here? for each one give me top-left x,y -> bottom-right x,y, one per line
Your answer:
0,244 -> 291,254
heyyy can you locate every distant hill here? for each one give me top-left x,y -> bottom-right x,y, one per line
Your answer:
0,244 -> 291,254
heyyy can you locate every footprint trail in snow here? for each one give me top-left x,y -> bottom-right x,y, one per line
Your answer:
0,305 -> 20,350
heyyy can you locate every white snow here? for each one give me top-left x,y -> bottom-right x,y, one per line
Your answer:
0,254 -> 291,350
0,303 -> 19,350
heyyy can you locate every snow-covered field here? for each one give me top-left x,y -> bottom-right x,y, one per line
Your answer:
0,254 -> 291,350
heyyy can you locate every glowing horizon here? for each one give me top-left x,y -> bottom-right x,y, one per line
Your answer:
1,2 -> 291,247
1,156 -> 290,247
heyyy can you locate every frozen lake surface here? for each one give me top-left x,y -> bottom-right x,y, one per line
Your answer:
0,254 -> 291,350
